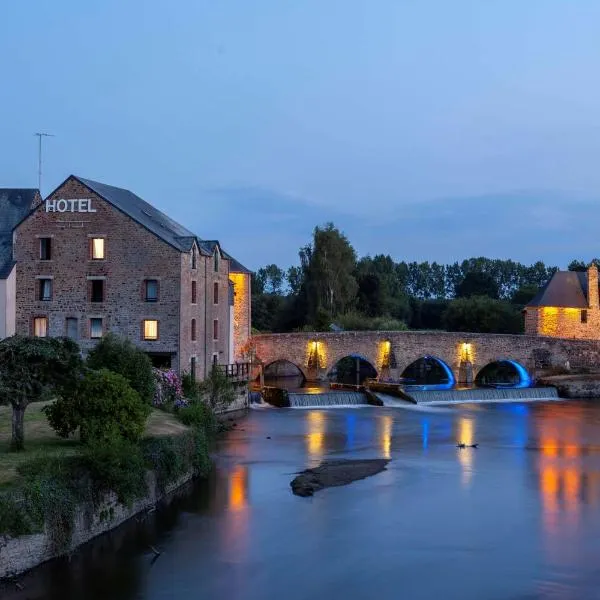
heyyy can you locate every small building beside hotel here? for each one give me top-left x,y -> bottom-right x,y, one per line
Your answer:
524,263 -> 600,340
12,175 -> 251,379
0,188 -> 42,339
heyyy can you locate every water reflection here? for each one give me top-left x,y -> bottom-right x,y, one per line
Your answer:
379,414 -> 393,459
457,416 -> 475,486
306,410 -> 326,460
228,465 -> 249,513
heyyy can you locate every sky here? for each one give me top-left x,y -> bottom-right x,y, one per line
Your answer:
2,0 -> 600,270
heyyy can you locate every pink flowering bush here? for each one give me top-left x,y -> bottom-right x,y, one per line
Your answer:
152,368 -> 186,408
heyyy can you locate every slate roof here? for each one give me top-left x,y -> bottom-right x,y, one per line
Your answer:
0,188 -> 39,278
527,270 -> 594,309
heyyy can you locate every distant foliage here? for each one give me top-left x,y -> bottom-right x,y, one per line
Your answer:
335,311 -> 407,332
442,296 -> 523,334
86,334 -> 155,403
45,369 -> 151,444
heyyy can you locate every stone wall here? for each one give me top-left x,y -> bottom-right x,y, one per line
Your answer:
0,470 -> 194,580
229,272 -> 251,361
524,306 -> 600,341
252,330 -> 600,381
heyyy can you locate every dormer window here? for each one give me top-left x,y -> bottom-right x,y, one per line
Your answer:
214,249 -> 219,272
192,246 -> 197,270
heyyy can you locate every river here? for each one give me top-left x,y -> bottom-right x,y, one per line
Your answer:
7,400 -> 600,600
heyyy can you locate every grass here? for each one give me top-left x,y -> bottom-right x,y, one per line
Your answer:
0,402 -> 189,486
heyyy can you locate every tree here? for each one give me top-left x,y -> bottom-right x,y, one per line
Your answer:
511,284 -> 540,306
301,223 -> 358,323
86,334 -> 155,403
0,336 -> 83,451
45,369 -> 150,443
455,271 -> 499,299
568,260 -> 587,272
442,296 -> 522,334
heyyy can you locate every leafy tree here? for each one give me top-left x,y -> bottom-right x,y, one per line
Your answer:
442,296 -> 522,334
45,369 -> 150,444
568,260 -> 587,272
0,336 -> 83,451
356,272 -> 386,317
511,284 -> 540,306
86,334 -> 155,403
301,223 -> 358,323
456,271 -> 499,299
286,266 -> 303,296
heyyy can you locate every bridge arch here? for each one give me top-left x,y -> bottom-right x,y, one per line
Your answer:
328,353 -> 378,385
399,355 -> 456,389
263,359 -> 307,384
475,359 -> 532,389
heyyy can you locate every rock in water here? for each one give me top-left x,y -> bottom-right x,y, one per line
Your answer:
291,459 -> 389,497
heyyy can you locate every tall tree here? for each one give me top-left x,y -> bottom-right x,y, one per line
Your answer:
456,271 -> 499,299
301,223 -> 358,322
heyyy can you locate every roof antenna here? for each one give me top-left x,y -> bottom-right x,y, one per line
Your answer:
34,132 -> 54,193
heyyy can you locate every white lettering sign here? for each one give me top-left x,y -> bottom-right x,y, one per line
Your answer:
45,199 -> 97,213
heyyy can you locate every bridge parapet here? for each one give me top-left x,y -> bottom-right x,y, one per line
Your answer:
251,330 -> 600,383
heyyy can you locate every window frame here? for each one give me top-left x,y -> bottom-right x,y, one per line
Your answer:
142,319 -> 159,341
39,238 -> 52,260
38,278 -> 52,301
191,318 -> 197,341
191,280 -> 197,304
213,318 -> 219,340
191,246 -> 197,270
214,250 -> 219,272
581,309 -> 588,324
213,281 -> 219,304
33,316 -> 48,337
90,318 -> 103,339
144,279 -> 159,302
90,279 -> 105,303
65,317 -> 78,339
90,237 -> 106,260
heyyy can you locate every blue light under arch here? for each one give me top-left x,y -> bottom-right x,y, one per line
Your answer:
402,355 -> 456,390
476,359 -> 532,389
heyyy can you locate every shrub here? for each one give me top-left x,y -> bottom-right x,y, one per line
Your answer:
84,437 -> 147,506
86,334 -> 155,403
45,369 -> 151,444
153,368 -> 185,407
177,401 -> 217,431
199,367 -> 236,411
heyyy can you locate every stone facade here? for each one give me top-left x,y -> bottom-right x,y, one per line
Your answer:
524,264 -> 600,341
252,330 -> 600,382
13,176 -> 251,380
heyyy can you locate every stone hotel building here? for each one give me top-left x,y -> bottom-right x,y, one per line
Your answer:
10,175 -> 251,380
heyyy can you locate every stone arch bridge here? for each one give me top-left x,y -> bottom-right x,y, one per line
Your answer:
251,331 -> 600,384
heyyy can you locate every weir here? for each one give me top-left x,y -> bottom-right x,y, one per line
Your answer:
403,386 -> 559,405
288,391 -> 369,408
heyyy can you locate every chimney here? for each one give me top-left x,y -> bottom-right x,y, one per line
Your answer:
588,263 -> 599,309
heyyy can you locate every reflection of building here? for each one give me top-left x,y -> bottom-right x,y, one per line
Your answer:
525,263 -> 600,339
12,175 -> 251,379
0,188 -> 42,338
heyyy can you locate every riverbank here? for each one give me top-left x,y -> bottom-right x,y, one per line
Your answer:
538,374 -> 600,399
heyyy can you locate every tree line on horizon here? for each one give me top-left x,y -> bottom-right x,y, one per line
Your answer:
251,223 -> 594,334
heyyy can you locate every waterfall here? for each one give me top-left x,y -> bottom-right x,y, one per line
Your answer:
288,391 -> 369,408
405,387 -> 559,405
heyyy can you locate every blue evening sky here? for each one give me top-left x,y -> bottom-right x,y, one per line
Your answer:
2,1 -> 600,270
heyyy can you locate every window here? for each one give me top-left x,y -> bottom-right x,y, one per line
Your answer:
212,353 -> 218,366
213,282 -> 219,304
213,319 -> 219,340
214,251 -> 219,272
190,356 -> 196,380
40,238 -> 52,260
191,247 -> 197,269
90,318 -> 103,339
145,279 -> 159,302
38,278 -> 52,301
191,318 -> 197,341
33,317 -> 48,337
143,319 -> 158,340
191,280 -> 197,304
66,317 -> 78,339
90,280 -> 104,302
90,238 -> 105,260
581,309 -> 588,323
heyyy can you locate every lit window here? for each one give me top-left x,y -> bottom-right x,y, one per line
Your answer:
143,319 -> 158,340
34,317 -> 48,337
90,318 -> 103,339
191,280 -> 197,304
40,238 -> 52,260
191,318 -> 197,341
39,279 -> 52,301
213,319 -> 219,340
90,280 -> 104,302
145,279 -> 158,302
66,317 -> 78,339
91,238 -> 105,260
213,282 -> 219,304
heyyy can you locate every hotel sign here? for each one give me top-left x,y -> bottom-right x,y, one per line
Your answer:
45,198 -> 97,213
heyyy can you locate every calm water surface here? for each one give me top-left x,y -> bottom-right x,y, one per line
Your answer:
9,401 -> 600,600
